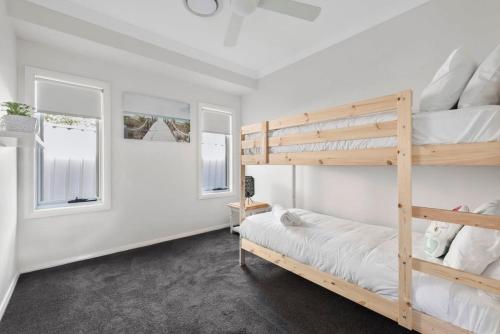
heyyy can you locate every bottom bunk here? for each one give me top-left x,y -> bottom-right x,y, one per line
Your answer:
239,210 -> 500,334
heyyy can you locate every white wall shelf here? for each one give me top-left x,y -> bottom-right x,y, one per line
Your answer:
0,131 -> 44,148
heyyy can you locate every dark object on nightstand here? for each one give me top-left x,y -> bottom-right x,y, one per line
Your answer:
245,176 -> 255,199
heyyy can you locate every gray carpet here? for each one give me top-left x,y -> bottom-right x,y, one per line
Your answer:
0,229 -> 411,334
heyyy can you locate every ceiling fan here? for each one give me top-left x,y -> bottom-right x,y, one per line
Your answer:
224,0 -> 321,47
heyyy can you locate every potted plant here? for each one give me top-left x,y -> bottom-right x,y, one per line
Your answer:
1,102 -> 38,133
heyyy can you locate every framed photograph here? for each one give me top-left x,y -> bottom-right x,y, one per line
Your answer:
123,92 -> 190,143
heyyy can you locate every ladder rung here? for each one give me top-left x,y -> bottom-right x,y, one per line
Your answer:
413,258 -> 500,294
412,206 -> 500,230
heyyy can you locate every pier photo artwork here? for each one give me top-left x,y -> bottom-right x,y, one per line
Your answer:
123,92 -> 190,143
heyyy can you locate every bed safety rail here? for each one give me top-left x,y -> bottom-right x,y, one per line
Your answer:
241,93 -> 401,166
242,121 -> 398,149
241,94 -> 399,133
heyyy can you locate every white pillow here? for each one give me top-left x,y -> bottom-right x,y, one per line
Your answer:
424,205 -> 469,258
419,48 -> 476,112
443,200 -> 500,274
459,44 -> 500,108
480,259 -> 500,301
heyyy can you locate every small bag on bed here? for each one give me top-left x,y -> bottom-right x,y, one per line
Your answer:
424,205 -> 469,258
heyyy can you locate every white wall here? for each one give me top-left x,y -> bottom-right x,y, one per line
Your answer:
16,40 -> 241,271
0,0 -> 18,318
242,0 -> 500,230
0,0 -> 16,103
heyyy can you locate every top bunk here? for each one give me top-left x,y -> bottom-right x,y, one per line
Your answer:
240,90 -> 500,166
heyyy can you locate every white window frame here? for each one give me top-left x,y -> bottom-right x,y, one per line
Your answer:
24,66 -> 111,218
198,103 -> 235,200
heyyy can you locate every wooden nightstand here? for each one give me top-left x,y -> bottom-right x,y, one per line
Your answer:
227,201 -> 270,234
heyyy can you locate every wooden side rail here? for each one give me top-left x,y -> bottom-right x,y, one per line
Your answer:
412,310 -> 471,334
413,142 -> 500,166
244,147 -> 398,166
241,142 -> 500,166
241,94 -> 399,135
241,120 -> 397,149
241,238 -> 399,321
268,93 -> 399,130
413,206 -> 500,230
413,258 -> 500,294
240,238 -> 471,334
241,122 -> 263,135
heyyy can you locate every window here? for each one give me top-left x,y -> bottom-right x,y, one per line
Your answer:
37,112 -> 99,207
199,105 -> 233,198
25,67 -> 110,216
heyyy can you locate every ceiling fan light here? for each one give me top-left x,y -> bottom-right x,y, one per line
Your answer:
184,0 -> 220,17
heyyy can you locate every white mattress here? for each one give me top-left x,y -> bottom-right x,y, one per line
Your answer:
245,105 -> 500,154
239,209 -> 500,334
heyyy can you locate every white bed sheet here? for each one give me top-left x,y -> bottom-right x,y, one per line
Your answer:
245,105 -> 500,154
239,209 -> 500,334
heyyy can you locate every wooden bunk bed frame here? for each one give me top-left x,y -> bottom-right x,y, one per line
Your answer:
238,90 -> 500,334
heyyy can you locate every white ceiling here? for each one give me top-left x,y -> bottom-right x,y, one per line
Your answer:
19,0 -> 429,80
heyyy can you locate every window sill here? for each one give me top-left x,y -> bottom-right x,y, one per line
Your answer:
26,200 -> 110,219
199,191 -> 234,200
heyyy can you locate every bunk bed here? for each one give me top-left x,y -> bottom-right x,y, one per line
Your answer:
237,90 -> 500,334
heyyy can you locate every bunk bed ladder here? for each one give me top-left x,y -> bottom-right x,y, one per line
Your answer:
397,89 -> 500,331
397,90 -> 413,329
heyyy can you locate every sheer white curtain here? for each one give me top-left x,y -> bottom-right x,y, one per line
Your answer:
42,157 -> 97,203
201,132 -> 227,191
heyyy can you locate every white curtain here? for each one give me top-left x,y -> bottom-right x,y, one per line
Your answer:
201,132 -> 228,192
42,157 -> 97,203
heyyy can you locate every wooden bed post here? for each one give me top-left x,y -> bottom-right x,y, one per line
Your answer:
240,130 -> 246,266
397,90 -> 413,329
261,121 -> 269,164
292,165 -> 296,208
239,238 -> 246,266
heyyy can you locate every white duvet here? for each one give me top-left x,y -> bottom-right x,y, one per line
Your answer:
245,105 -> 500,154
239,209 -> 500,334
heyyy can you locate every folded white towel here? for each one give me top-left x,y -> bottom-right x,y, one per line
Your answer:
272,205 -> 303,226
280,211 -> 303,226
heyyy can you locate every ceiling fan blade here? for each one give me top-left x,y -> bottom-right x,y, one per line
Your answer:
258,0 -> 321,21
224,13 -> 245,47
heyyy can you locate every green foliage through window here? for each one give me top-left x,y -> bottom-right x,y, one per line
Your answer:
44,113 -> 96,130
1,102 -> 34,117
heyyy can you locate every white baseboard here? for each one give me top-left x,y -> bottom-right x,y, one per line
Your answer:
0,273 -> 19,322
20,223 -> 229,274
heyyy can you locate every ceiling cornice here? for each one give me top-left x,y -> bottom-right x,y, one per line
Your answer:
7,0 -> 258,90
